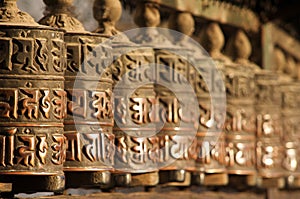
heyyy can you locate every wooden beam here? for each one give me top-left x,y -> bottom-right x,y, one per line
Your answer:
262,23 -> 300,70
148,0 -> 260,33
39,190 -> 266,199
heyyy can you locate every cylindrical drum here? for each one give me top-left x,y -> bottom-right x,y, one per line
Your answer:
154,48 -> 198,186
112,42 -> 160,186
191,59 -> 227,186
224,65 -> 257,180
0,25 -> 67,192
255,71 -> 286,188
63,33 -> 115,187
281,83 -> 300,188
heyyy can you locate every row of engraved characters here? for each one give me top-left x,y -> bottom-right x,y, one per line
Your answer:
116,54 -> 225,94
64,131 -> 294,171
0,88 -> 113,121
115,135 -> 299,172
114,96 -> 198,125
0,37 -> 64,73
0,87 -> 196,125
0,37 -> 255,99
199,139 -> 298,172
66,41 -> 225,94
1,128 -> 295,172
67,42 -> 256,100
65,132 -> 201,165
0,128 -> 66,168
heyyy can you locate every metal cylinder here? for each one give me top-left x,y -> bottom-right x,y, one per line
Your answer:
281,83 -> 300,188
38,0 -> 115,188
0,3 -> 67,192
111,40 -> 162,186
63,33 -> 114,188
112,45 -> 156,171
224,65 -> 257,181
255,71 -> 286,188
155,48 -> 198,186
191,60 -> 228,186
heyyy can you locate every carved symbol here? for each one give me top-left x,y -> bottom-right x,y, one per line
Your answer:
0,128 -> 17,167
226,108 -> 256,132
115,97 -> 127,124
261,146 -> 275,168
197,141 -> 211,164
159,97 -> 179,124
67,89 -> 87,118
127,59 -> 149,82
225,74 -> 254,97
257,114 -> 275,137
122,53 -> 153,83
198,138 -> 226,166
111,59 -> 123,82
83,131 -> 115,164
12,38 -> 36,73
147,136 -> 160,163
66,44 -> 80,73
83,133 -> 102,162
52,40 -> 65,72
156,54 -> 188,84
199,103 -> 214,129
283,149 -> 297,172
225,142 -> 255,167
19,89 -> 40,119
53,90 -> 67,119
191,66 -> 210,93
130,137 -> 148,164
127,97 -> 160,125
116,136 -> 128,163
83,45 -> 110,75
37,134 -> 48,165
91,90 -> 113,120
65,132 -> 82,161
169,136 -> 189,160
34,39 -> 49,72
0,89 -> 18,119
52,134 -> 67,165
148,97 -> 160,123
131,98 -> 150,124
225,143 -> 235,167
16,133 -> 36,167
0,38 -> 12,71
40,90 -> 51,119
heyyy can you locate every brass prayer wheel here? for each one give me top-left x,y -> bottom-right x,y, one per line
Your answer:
93,0 -> 160,186
142,8 -> 199,186
224,64 -> 257,179
111,34 -> 163,187
192,60 -> 227,186
281,83 -> 300,188
112,42 -> 157,174
63,32 -> 114,188
155,47 -> 199,186
255,71 -> 286,188
0,0 -> 67,193
39,0 -> 115,188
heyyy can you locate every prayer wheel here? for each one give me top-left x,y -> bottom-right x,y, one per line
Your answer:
39,0 -> 114,188
0,0 -> 67,193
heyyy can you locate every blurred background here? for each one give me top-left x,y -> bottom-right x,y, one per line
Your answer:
17,0 -> 137,32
